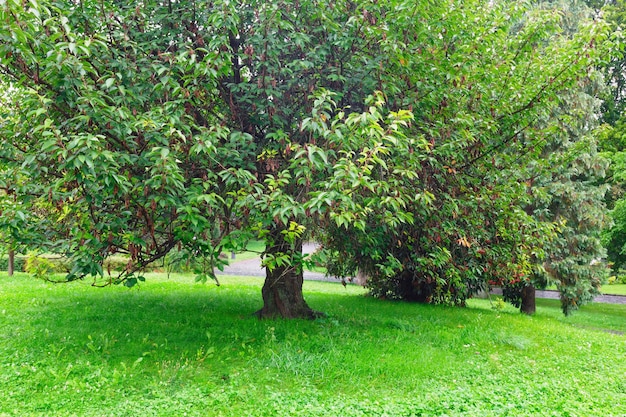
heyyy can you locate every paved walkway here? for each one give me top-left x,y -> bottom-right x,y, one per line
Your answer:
218,246 -> 626,305
490,288 -> 626,305
217,242 -> 334,282
217,256 -> 331,281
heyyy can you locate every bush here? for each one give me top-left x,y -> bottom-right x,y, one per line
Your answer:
24,253 -> 69,278
0,252 -> 188,277
613,271 -> 626,285
0,254 -> 27,272
102,254 -> 173,274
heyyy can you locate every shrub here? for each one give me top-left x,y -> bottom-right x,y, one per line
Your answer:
0,255 -> 27,272
605,271 -> 626,285
24,252 -> 65,278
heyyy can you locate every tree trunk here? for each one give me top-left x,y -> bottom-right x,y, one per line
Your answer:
7,248 -> 15,277
520,284 -> 536,315
255,226 -> 320,319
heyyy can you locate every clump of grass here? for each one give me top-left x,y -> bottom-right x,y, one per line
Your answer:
0,272 -> 624,416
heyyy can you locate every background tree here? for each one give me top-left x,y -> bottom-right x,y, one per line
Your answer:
595,0 -> 626,125
583,0 -> 626,279
505,121 -> 611,315
320,0 -> 614,315
499,0 -> 613,315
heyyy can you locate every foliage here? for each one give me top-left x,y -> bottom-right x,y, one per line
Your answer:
0,0 -> 617,318
0,273 -> 624,416
595,2 -> 626,284
0,82 -> 40,257
23,251 -> 59,278
595,0 -> 626,125
319,0 -> 614,313
603,197 -> 626,266
0,0 -> 241,285
0,254 -> 26,272
0,0 -> 423,318
512,39 -> 612,315
608,274 -> 626,285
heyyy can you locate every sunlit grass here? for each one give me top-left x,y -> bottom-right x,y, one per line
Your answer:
0,272 -> 624,416
227,240 -> 326,273
601,283 -> 626,295
227,239 -> 265,262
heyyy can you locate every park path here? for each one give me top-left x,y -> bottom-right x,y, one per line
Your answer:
216,242 -> 334,282
218,258 -> 626,339
490,288 -> 626,305
217,243 -> 626,305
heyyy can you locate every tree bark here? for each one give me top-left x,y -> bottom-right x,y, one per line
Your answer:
520,284 -> 536,315
7,248 -> 15,277
255,226 -> 320,319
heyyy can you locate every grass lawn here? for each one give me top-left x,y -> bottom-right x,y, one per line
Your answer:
602,284 -> 626,296
0,273 -> 624,416
228,240 -> 266,262
230,241 -> 325,273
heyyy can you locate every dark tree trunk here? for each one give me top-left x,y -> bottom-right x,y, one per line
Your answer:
255,226 -> 320,319
520,284 -> 536,315
7,248 -> 14,277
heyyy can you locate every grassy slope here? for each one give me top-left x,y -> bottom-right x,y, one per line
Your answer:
0,273 -> 624,417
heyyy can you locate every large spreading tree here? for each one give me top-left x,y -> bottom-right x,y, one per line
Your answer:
0,0 -> 418,318
0,0 -> 615,318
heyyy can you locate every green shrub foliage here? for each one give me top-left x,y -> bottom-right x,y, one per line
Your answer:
319,1 -> 613,314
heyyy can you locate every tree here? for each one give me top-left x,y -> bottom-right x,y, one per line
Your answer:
573,1 -> 626,287
599,119 -> 626,276
320,0 -> 614,314
0,82 -> 39,275
500,1 -> 613,315
0,0 -> 614,318
0,0 -> 419,318
592,1 -> 626,279
594,0 -> 626,125
504,131 -> 611,316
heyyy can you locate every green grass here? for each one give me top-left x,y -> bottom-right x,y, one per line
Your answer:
546,283 -> 626,296
0,273 -> 625,416
228,240 -> 266,262
602,283 -> 626,295
229,241 -> 327,273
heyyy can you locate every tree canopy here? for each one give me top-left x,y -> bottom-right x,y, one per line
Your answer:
0,0 -> 617,317
321,0 -> 614,314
